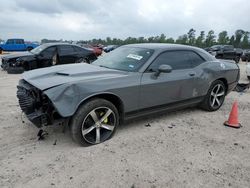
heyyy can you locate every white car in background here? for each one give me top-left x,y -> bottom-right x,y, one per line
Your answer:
247,63 -> 250,80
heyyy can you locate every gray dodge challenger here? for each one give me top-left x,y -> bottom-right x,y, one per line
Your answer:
17,44 -> 240,145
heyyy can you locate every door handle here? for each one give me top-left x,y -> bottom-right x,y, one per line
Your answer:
189,72 -> 195,76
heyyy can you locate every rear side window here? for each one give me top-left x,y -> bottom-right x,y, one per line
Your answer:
148,51 -> 192,71
15,39 -> 24,44
58,45 -> 75,55
73,46 -> 87,53
186,51 -> 205,67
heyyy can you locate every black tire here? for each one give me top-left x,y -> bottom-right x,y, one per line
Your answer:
7,67 -> 25,74
248,76 -> 250,80
200,80 -> 226,111
75,58 -> 89,64
27,47 -> 33,51
70,98 -> 119,146
0,48 -> 2,54
234,56 -> 240,64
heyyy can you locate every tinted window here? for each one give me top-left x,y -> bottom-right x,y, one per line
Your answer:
224,45 -> 233,50
58,45 -> 75,55
186,51 -> 205,67
73,46 -> 85,52
6,39 -> 14,44
148,51 -> 192,71
15,39 -> 24,44
41,47 -> 57,57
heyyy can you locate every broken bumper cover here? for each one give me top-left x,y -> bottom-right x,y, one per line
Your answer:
17,80 -> 49,128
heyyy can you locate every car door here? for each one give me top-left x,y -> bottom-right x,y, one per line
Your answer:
186,51 -> 208,97
223,45 -> 235,59
58,45 -> 78,64
139,50 -> 197,109
4,39 -> 14,51
38,46 -> 57,68
15,39 -> 25,51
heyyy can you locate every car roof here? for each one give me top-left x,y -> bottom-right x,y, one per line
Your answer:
41,43 -> 79,47
123,43 -> 202,51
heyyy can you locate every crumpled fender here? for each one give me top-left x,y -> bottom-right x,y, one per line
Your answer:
44,83 -> 89,117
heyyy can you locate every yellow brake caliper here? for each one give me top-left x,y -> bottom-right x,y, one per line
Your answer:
100,112 -> 108,124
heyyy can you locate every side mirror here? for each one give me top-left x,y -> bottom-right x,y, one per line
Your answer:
154,64 -> 172,77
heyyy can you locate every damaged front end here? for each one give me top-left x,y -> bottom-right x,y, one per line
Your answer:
17,79 -> 65,128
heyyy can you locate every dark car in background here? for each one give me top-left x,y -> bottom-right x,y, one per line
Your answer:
17,43 -> 239,146
241,49 -> 250,62
81,44 -> 103,56
1,43 -> 97,73
207,45 -> 242,63
103,45 -> 118,53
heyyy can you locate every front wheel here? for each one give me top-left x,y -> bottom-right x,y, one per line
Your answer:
200,80 -> 226,111
70,99 -> 119,146
75,58 -> 89,64
234,56 -> 240,64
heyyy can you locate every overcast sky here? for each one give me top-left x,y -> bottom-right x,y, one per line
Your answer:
0,0 -> 249,41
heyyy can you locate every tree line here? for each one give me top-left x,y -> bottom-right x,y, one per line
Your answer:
78,29 -> 250,49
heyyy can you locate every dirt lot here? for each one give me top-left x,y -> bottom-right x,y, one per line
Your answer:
0,61 -> 250,188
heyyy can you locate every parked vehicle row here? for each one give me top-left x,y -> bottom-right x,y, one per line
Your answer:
241,49 -> 250,62
1,43 -> 97,74
0,38 -> 39,53
16,43 -> 240,146
206,45 -> 242,63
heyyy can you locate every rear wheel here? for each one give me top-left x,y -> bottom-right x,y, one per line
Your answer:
27,47 -> 33,51
234,56 -> 240,64
75,58 -> 89,64
200,80 -> 226,111
70,99 -> 119,146
0,48 -> 2,54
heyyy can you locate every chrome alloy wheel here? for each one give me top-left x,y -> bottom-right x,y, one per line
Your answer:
209,83 -> 225,109
81,107 -> 116,144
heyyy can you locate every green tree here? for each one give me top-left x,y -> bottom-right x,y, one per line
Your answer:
187,28 -> 196,45
234,29 -> 245,47
217,31 -> 229,44
166,37 -> 175,43
195,31 -> 205,47
205,30 -> 216,47
159,34 -> 166,43
242,32 -> 250,49
176,34 -> 188,44
229,35 -> 235,45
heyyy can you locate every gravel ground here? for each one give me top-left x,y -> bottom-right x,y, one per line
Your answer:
0,61 -> 249,188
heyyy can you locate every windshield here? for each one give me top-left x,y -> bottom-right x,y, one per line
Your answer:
211,45 -> 221,50
92,46 -> 154,72
30,44 -> 48,54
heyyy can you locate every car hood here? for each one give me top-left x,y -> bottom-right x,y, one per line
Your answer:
22,63 -> 128,91
3,51 -> 34,60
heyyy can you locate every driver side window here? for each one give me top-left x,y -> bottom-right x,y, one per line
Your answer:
41,47 -> 57,58
147,51 -> 193,72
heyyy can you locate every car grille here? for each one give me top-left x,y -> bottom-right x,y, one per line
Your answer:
17,86 -> 36,114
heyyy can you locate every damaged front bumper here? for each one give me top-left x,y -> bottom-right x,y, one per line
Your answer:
17,79 -> 65,128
